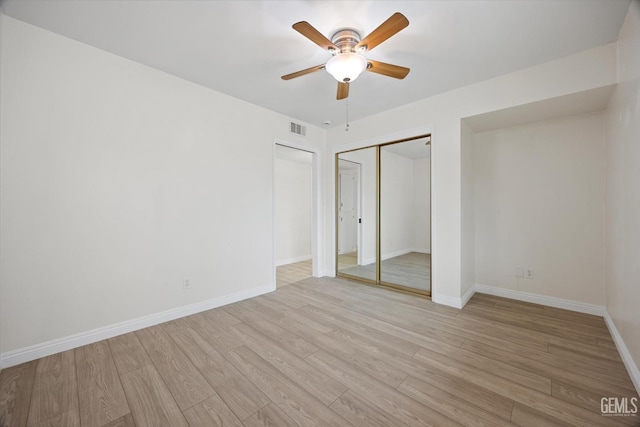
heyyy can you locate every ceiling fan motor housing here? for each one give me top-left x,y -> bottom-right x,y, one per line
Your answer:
331,29 -> 363,54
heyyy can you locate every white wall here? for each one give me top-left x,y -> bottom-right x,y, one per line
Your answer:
0,17 -> 324,360
327,42 -> 617,304
275,154 -> 312,265
472,112 -> 606,305
460,121 -> 475,299
605,0 -> 640,382
413,156 -> 431,253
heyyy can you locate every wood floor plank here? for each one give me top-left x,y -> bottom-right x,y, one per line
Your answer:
551,380 -> 639,426
427,342 -> 552,394
27,350 -> 79,426
170,327 -> 270,421
224,345 -> 351,427
101,413 -> 136,427
223,302 -> 320,358
182,394 -> 243,427
292,279 -> 551,352
107,332 -> 152,375
75,341 -> 130,426
471,293 -> 608,329
228,322 -> 347,405
248,296 -> 334,334
198,307 -> 243,328
548,342 -> 625,365
302,301 -> 551,395
329,389 -> 411,427
29,409 -> 80,427
160,317 -> 191,334
297,303 -> 423,356
120,365 -> 189,427
296,324 -> 410,389
136,325 -> 214,411
462,338 -> 636,394
285,286 -> 466,348
461,303 -> 612,342
401,366 -> 515,421
278,281 -> 347,307
183,313 -> 244,352
306,350 -> 462,427
0,361 -> 36,427
296,315 -> 525,421
398,375 -> 516,427
510,402 -> 574,427
412,347 -> 623,427
276,260 -> 313,289
242,402 -> 299,427
261,289 -> 309,309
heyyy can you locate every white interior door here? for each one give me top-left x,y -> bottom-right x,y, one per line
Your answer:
338,168 -> 358,255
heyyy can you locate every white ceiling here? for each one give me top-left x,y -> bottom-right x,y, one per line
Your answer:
1,0 -> 630,129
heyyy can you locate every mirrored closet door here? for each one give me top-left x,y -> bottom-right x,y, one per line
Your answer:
380,139 -> 431,294
336,135 -> 431,296
336,147 -> 377,283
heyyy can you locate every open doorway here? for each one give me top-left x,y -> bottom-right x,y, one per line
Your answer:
274,144 -> 314,287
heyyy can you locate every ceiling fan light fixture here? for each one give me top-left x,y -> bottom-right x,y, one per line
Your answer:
326,53 -> 367,83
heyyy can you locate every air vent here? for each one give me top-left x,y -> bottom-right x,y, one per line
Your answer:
290,121 -> 306,136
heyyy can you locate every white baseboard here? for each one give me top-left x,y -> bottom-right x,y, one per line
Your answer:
381,248 -> 413,261
410,248 -> 431,254
363,249 -> 429,266
432,285 -> 475,309
603,311 -> 640,394
461,285 -> 476,307
474,283 -> 606,316
0,283 -> 274,369
275,255 -> 311,266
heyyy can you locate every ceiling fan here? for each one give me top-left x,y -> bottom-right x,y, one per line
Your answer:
281,12 -> 410,100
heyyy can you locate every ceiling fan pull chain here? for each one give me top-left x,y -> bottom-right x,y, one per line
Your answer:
345,100 -> 350,132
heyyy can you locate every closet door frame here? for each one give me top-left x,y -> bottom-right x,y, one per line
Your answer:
335,133 -> 432,297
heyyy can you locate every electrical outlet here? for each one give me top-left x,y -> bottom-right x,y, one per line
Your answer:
525,268 -> 534,279
183,278 -> 191,290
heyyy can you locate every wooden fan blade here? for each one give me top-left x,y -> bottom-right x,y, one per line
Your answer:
293,21 -> 338,51
366,60 -> 410,79
356,12 -> 409,52
281,64 -> 325,80
337,82 -> 349,100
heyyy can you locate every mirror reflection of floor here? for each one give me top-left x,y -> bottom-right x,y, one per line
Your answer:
339,252 -> 431,291
337,251 -> 357,270
276,259 -> 312,288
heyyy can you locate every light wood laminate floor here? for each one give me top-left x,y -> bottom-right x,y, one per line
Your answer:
276,260 -> 312,288
0,277 -> 637,426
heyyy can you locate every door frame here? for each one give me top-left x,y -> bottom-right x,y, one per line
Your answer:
273,139 -> 322,287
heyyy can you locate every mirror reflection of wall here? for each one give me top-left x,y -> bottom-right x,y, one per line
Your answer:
337,147 -> 376,282
380,139 -> 431,292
